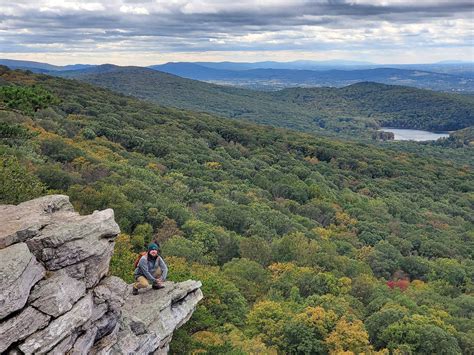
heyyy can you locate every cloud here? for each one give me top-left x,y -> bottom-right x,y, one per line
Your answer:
119,5 -> 149,15
0,0 -> 472,64
38,0 -> 106,12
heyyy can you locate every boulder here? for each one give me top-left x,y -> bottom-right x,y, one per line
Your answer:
19,293 -> 94,354
0,307 -> 50,353
47,333 -> 79,354
0,195 -> 75,249
28,270 -> 86,317
0,195 -> 202,354
63,242 -> 116,288
88,322 -> 120,355
93,276 -> 128,313
26,209 -> 119,271
111,280 -> 203,354
0,242 -> 45,320
69,327 -> 98,355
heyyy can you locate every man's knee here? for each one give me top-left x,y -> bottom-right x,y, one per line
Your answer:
134,276 -> 150,289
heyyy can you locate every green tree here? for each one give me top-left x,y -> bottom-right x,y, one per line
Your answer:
240,236 -> 272,266
247,300 -> 289,349
133,223 -> 154,245
109,234 -> 137,283
367,240 -> 403,279
223,258 -> 270,302
381,315 -> 461,354
0,156 -> 45,204
214,204 -> 252,234
162,236 -> 205,263
0,85 -> 59,114
365,306 -> 408,348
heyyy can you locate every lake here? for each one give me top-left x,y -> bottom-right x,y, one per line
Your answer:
379,128 -> 450,141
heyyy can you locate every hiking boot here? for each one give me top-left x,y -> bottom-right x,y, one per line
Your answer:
132,287 -> 139,295
152,282 -> 165,290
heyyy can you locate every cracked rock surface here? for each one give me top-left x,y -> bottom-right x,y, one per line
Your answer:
0,195 -> 202,354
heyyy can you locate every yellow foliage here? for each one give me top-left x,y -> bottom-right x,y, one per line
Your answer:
191,263 -> 220,279
314,226 -> 334,240
247,300 -> 289,349
304,156 -> 319,165
325,318 -> 371,354
394,153 -> 409,163
339,277 -> 352,294
147,162 -> 166,173
268,262 -> 298,280
162,171 -> 186,185
296,306 -> 338,337
31,125 -> 60,138
356,246 -> 374,261
225,324 -> 278,354
75,138 -> 126,163
72,156 -> 89,169
204,161 -> 221,169
165,256 -> 190,275
192,331 -> 225,346
413,311 -> 457,335
409,279 -> 427,290
335,211 -> 357,227
268,263 -> 318,286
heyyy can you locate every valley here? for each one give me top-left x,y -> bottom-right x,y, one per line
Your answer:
1,66 -> 473,353
41,64 -> 474,140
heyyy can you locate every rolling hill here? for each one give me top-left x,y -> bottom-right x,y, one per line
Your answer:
54,64 -> 474,133
53,65 -> 317,132
0,59 -> 93,72
2,59 -> 472,93
149,62 -> 474,92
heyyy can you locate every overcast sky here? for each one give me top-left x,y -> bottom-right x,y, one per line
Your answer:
0,0 -> 473,65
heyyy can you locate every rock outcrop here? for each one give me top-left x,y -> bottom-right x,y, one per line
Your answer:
0,195 -> 203,354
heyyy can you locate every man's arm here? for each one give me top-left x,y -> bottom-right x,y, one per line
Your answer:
138,256 -> 157,283
158,257 -> 168,281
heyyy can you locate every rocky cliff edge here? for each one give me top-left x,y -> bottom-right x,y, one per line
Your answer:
0,195 -> 202,354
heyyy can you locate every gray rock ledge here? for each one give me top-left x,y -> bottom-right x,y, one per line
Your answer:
0,195 -> 202,354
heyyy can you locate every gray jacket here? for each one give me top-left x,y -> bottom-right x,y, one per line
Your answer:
134,255 -> 168,283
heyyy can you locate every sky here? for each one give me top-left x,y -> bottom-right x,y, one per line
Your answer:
0,0 -> 473,65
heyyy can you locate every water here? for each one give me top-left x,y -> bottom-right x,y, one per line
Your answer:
379,128 -> 450,141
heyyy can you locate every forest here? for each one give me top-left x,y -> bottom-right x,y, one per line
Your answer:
1,66 -> 473,354
56,65 -> 474,135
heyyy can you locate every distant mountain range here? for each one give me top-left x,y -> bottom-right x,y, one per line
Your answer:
148,63 -> 474,92
0,59 -> 94,72
168,60 -> 474,78
181,59 -> 376,71
2,58 -> 473,93
44,64 -> 474,133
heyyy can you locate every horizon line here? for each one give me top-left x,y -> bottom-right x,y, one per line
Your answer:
1,57 -> 473,68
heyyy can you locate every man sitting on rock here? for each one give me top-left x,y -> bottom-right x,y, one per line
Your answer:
132,243 -> 168,295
